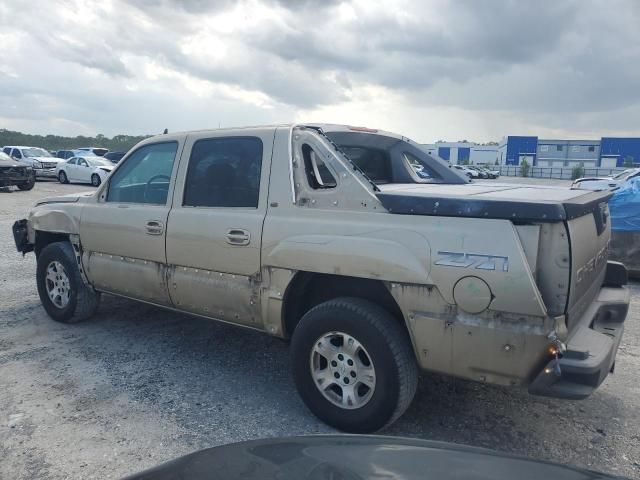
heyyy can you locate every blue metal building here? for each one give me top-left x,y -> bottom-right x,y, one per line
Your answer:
498,136 -> 640,167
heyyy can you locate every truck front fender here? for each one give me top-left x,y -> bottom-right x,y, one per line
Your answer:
264,234 -> 430,284
28,207 -> 81,241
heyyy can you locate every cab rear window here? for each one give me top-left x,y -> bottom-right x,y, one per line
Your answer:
339,146 -> 392,183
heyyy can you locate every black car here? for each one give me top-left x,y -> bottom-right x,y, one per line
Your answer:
103,151 -> 126,163
124,435 -> 623,480
0,151 -> 35,190
56,150 -> 75,160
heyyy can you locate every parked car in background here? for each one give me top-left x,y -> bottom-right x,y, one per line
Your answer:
56,150 -> 74,160
451,164 -> 479,178
77,147 -> 109,157
56,149 -> 99,160
572,168 -> 640,191
0,151 -> 35,190
56,155 -> 114,186
467,166 -> 489,178
477,166 -> 500,179
103,151 -> 126,163
2,146 -> 63,178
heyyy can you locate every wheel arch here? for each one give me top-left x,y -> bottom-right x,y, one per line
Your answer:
29,209 -> 80,257
34,231 -> 70,257
282,271 -> 405,338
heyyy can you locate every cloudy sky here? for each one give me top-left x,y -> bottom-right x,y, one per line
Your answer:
0,0 -> 638,143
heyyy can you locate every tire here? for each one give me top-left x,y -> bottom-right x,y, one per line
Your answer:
36,241 -> 100,323
91,174 -> 101,187
291,297 -> 418,433
17,175 -> 35,191
58,170 -> 68,184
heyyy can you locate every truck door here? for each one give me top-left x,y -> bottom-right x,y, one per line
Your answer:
79,140 -> 183,306
165,129 -> 274,328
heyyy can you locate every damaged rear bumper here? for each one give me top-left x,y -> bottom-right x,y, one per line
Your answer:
528,269 -> 629,400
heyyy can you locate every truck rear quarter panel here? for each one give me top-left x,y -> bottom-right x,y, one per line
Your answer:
263,127 -> 553,384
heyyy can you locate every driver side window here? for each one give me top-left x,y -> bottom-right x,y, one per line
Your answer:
106,142 -> 178,205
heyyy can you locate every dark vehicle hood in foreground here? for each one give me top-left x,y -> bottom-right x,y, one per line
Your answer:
124,435 -> 622,480
0,158 -> 25,168
377,183 -> 612,222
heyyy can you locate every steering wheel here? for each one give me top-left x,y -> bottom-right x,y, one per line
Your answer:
143,174 -> 170,203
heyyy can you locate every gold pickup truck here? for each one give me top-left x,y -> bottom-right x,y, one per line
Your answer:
13,124 -> 630,432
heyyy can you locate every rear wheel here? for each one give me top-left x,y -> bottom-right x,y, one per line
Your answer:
291,297 -> 417,433
36,241 -> 100,323
58,170 -> 69,184
91,174 -> 101,187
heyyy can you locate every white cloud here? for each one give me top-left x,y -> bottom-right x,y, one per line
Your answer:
0,0 -> 638,141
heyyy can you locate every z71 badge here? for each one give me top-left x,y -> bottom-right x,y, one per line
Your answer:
435,251 -> 509,272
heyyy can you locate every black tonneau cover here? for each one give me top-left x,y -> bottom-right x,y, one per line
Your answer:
376,184 -> 612,223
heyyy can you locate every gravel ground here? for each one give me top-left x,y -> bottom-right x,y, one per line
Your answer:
1,180 -> 639,479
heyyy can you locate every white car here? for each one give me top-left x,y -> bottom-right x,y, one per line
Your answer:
2,145 -> 64,178
56,156 -> 114,186
451,164 -> 480,178
572,168 -> 640,191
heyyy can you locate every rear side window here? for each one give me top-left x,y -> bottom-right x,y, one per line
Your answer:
68,158 -> 77,165
183,137 -> 263,208
107,142 -> 177,204
302,144 -> 337,189
3,147 -> 11,155
340,146 -> 391,183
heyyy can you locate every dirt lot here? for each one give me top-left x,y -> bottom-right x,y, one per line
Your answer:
1,180 -> 639,479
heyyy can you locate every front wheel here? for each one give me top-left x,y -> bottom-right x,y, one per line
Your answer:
291,297 -> 418,433
17,174 -> 35,190
91,174 -> 101,187
36,241 -> 100,323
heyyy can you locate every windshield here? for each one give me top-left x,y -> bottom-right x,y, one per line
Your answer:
86,157 -> 113,167
22,147 -> 52,158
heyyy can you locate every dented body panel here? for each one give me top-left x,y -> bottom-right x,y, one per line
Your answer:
14,124 -> 628,397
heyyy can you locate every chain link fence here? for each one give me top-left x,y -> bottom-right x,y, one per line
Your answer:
495,165 -> 625,180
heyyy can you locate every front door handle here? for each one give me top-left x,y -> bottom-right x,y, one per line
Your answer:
145,220 -> 164,235
225,228 -> 250,246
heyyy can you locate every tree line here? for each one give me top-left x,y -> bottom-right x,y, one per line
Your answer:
0,129 -> 150,153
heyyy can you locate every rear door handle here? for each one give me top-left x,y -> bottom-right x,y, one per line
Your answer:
225,228 -> 250,246
145,220 -> 164,235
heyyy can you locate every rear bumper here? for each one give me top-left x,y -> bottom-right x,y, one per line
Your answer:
529,270 -> 629,399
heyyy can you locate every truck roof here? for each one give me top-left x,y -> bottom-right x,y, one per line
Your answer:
144,124 -> 404,141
